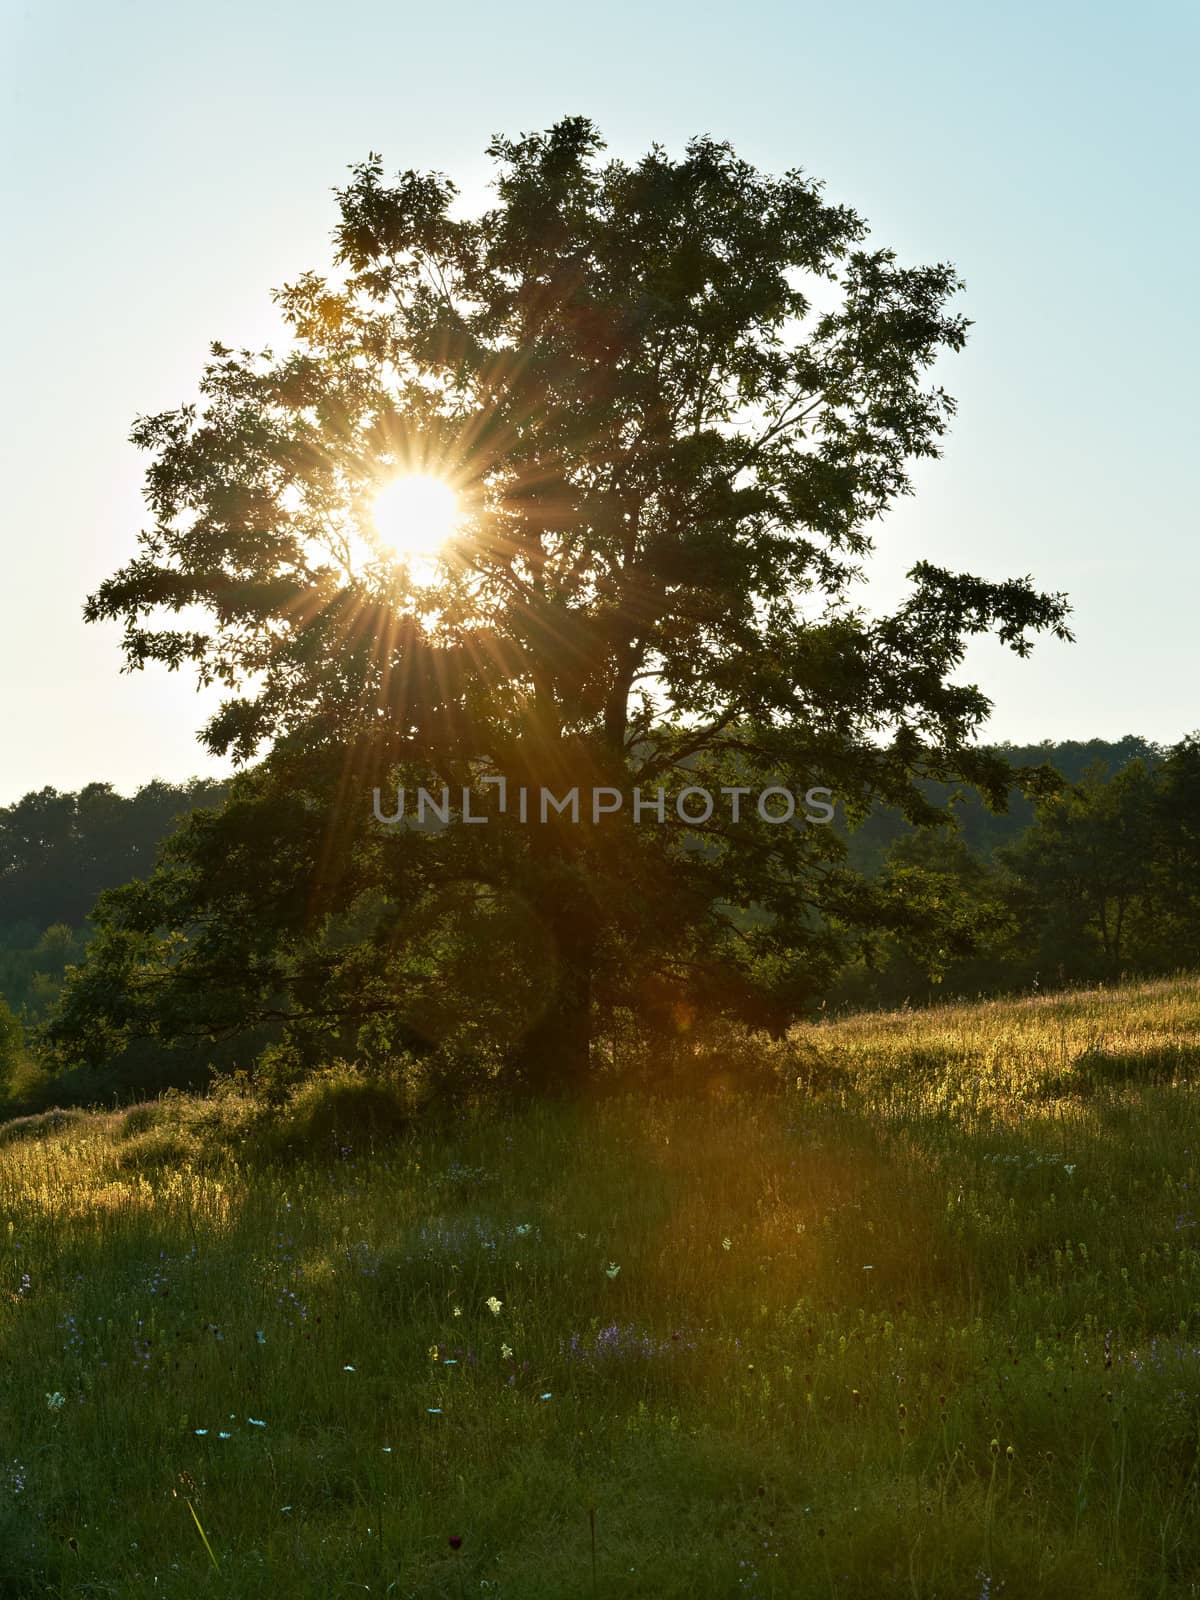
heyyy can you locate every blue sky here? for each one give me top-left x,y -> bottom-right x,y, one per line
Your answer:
1,0 -> 1196,804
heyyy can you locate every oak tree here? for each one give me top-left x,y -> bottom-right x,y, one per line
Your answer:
55,118 -> 1072,1090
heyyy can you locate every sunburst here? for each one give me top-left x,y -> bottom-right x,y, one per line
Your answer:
371,474 -> 459,561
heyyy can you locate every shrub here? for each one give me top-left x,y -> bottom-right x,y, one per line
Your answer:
0,1107 -> 87,1147
597,1014 -> 829,1098
244,1041 -> 310,1105
112,1127 -> 199,1171
271,1061 -> 417,1157
117,1101 -> 166,1139
0,996 -> 22,1086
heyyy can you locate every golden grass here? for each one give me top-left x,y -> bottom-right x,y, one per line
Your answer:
1,975 -> 1199,1595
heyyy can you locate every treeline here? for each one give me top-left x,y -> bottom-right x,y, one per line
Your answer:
1,739 -> 1198,1100
831,735 -> 1200,1009
840,735 -> 1163,873
0,778 -> 228,1023
0,777 -> 233,1104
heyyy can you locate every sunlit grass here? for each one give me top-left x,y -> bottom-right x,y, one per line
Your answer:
3,976 -> 1200,1595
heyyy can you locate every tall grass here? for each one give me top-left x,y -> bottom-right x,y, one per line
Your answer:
3,977 -> 1200,1596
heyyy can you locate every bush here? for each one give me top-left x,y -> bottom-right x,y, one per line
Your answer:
116,1101 -> 166,1139
112,1127 -> 200,1171
0,995 -> 22,1084
0,1054 -> 56,1114
596,1013 -> 833,1098
243,1041 -> 311,1106
270,1061 -> 417,1157
0,1107 -> 87,1147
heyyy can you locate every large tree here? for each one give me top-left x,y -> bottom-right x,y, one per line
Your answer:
52,118 -> 1071,1090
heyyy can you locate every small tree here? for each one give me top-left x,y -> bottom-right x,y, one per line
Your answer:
1146,735 -> 1200,970
1001,761 -> 1158,977
55,119 -> 1071,1089
0,995 -> 23,1093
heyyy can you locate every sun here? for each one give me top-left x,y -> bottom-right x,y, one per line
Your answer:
371,474 -> 459,561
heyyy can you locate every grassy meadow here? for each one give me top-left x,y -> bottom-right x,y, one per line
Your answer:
4,976 -> 1200,1596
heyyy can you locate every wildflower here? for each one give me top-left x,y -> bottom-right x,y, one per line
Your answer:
256,1330 -> 266,1345
452,1306 -> 462,1318
564,1322 -> 688,1366
45,1392 -> 65,1412
722,1238 -> 732,1251
606,1263 -> 621,1279
501,1343 -> 513,1360
515,1223 -> 532,1236
486,1296 -> 502,1316
448,1535 -> 463,1550
1064,1164 -> 1076,1176
429,1345 -> 440,1361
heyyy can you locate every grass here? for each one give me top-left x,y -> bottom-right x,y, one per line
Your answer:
3,975 -> 1200,1596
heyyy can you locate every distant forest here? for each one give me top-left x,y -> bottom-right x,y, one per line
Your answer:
1,734 -> 1197,1047
0,778 -> 228,1027
841,735 -> 1163,872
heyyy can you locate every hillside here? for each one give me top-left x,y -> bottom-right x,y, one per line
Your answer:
3,976 -> 1200,1595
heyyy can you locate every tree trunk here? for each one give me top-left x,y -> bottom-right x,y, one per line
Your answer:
515,941 -> 594,1096
508,750 -> 603,1096
511,852 -> 599,1095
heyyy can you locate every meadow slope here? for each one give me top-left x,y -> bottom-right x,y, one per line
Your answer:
3,977 -> 1200,1597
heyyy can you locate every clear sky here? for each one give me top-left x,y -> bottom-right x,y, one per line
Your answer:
1,0 -> 1196,806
